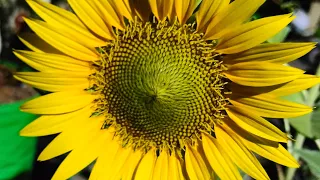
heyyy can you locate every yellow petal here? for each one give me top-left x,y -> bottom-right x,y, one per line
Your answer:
268,75 -> 320,96
185,144 -> 211,180
67,0 -> 114,40
231,74 -> 320,97
225,62 -> 304,87
18,33 -> 61,54
248,142 -> 299,168
225,121 -> 299,168
223,43 -> 316,64
174,0 -> 197,24
38,116 -> 104,161
202,133 -> 242,180
107,147 -> 134,180
135,148 -> 157,180
20,105 -> 92,137
168,151 -> 185,180
51,129 -> 109,180
89,129 -> 120,180
14,76 -> 88,92
204,0 -> 265,40
149,0 -> 174,21
215,124 -> 270,180
153,149 -> 169,180
121,150 -> 143,180
24,18 -> 99,61
196,0 -> 230,32
216,14 -> 295,54
14,71 -> 90,92
26,0 -> 106,47
13,50 -> 90,72
226,105 -> 288,142
112,0 -> 133,21
20,90 -> 96,114
230,94 -> 312,118
90,0 -> 124,30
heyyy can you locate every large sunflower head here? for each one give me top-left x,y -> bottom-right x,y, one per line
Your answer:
15,0 -> 320,179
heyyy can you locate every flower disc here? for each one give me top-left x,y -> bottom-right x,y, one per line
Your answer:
94,21 -> 227,148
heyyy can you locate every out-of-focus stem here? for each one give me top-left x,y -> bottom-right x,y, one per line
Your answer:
285,133 -> 305,180
286,65 -> 320,180
277,164 -> 285,180
284,118 -> 293,153
315,139 -> 320,150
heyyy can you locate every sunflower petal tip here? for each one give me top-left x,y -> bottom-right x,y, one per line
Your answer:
19,128 -> 36,137
19,102 -> 30,111
290,161 -> 300,168
19,128 -> 28,136
37,151 -> 52,162
37,156 -> 46,162
289,15 -> 296,20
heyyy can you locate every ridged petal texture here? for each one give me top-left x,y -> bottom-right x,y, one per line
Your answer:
135,148 -> 157,180
168,151 -> 184,180
204,0 -> 265,39
223,43 -> 316,64
24,18 -> 99,61
174,0 -> 197,24
26,0 -> 106,47
215,125 -> 270,180
18,33 -> 61,54
89,0 -> 125,30
20,105 -> 92,136
225,62 -> 304,87
202,133 -> 242,180
14,71 -> 90,92
149,0 -> 173,21
231,74 -> 320,97
153,149 -> 170,180
226,105 -> 288,142
38,116 -> 104,161
230,94 -> 312,118
14,0 -> 319,180
196,0 -> 230,32
20,90 -> 96,114
67,0 -> 114,40
224,120 -> 299,168
216,14 -> 295,54
185,144 -> 211,180
14,50 -> 90,72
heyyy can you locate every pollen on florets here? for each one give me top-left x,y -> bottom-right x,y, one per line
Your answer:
89,17 -> 228,151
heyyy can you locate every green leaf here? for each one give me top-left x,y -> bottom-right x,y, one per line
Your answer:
284,91 -> 320,138
267,26 -> 291,43
311,109 -> 320,138
288,113 -> 313,138
295,149 -> 320,178
283,92 -> 314,138
282,92 -> 305,103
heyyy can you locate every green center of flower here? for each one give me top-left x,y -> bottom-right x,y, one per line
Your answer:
92,19 -> 228,149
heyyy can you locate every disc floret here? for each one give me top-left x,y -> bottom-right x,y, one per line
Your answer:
90,18 -> 228,151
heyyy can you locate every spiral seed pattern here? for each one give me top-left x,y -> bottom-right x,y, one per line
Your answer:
92,20 -> 227,149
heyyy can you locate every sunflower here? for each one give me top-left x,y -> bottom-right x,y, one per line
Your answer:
14,0 -> 319,179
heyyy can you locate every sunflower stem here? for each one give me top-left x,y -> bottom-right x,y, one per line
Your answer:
285,64 -> 320,180
285,133 -> 305,180
284,118 -> 293,153
277,164 -> 286,180
315,139 -> 320,150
